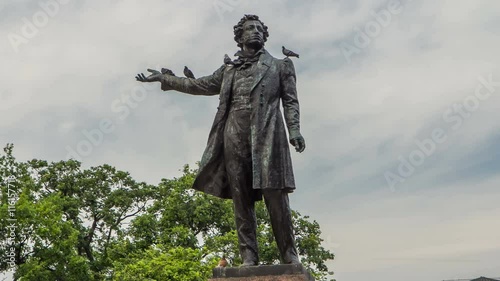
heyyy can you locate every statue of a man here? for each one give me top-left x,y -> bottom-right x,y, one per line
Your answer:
136,14 -> 305,266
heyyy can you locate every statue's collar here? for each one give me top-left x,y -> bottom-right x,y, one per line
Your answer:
233,48 -> 265,69
234,48 -> 265,60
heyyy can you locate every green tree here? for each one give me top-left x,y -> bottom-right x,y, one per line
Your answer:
0,144 -> 334,280
125,165 -> 335,280
0,144 -> 153,280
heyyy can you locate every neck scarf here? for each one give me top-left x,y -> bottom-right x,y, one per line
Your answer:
233,48 -> 265,70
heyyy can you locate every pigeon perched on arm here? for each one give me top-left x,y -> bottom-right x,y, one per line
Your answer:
282,46 -> 299,58
161,68 -> 175,76
183,66 -> 195,79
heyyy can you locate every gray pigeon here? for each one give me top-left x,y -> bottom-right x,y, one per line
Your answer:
184,66 -> 195,79
282,46 -> 299,58
224,54 -> 234,65
161,68 -> 175,76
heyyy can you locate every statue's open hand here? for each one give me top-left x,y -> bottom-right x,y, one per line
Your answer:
290,136 -> 306,153
135,69 -> 162,82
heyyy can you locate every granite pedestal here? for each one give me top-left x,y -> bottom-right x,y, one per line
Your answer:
209,264 -> 315,281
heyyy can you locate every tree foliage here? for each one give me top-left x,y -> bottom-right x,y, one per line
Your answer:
0,144 -> 334,280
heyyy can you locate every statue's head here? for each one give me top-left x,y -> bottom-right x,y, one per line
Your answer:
233,14 -> 269,49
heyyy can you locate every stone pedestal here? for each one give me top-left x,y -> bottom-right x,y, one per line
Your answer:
209,264 -> 315,281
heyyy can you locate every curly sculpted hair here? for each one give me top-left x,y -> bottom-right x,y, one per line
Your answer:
233,14 -> 269,48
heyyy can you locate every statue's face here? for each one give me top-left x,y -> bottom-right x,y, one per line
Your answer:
240,20 -> 265,48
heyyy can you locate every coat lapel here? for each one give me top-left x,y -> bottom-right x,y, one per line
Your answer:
249,50 -> 272,93
221,66 -> 236,106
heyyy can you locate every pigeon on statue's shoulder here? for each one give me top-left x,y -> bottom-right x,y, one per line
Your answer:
282,46 -> 299,58
224,54 -> 234,65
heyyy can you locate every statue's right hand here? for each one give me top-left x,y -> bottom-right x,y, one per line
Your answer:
135,69 -> 162,82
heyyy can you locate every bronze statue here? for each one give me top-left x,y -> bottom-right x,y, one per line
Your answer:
136,14 -> 305,266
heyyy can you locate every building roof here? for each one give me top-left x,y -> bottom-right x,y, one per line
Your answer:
443,277 -> 500,281
470,277 -> 500,281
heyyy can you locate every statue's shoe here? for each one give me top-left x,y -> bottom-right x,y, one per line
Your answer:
240,260 -> 258,267
285,256 -> 301,265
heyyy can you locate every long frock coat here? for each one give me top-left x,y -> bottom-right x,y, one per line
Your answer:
160,49 -> 301,199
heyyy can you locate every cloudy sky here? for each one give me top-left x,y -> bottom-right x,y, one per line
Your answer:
1,0 -> 500,280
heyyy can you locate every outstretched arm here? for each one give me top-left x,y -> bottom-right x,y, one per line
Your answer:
136,65 -> 225,96
280,58 -> 305,152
